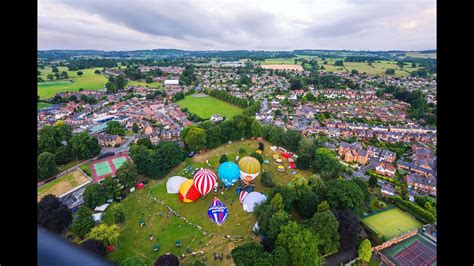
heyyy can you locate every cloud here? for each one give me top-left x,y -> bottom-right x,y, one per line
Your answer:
38,0 -> 436,51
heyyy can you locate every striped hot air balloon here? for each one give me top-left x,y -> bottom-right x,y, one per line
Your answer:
193,169 -> 217,197
179,179 -> 201,203
208,197 -> 228,225
239,186 -> 255,204
238,156 -> 261,184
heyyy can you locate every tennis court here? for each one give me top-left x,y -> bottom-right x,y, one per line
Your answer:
90,154 -> 131,183
381,233 -> 436,265
361,207 -> 423,240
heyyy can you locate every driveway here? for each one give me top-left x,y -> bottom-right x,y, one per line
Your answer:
323,247 -> 357,266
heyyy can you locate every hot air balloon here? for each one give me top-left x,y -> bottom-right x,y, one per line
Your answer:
218,162 -> 240,187
239,186 -> 255,204
242,192 -> 267,212
193,169 -> 217,197
238,156 -> 261,184
208,197 -> 229,225
179,179 -> 201,203
166,176 -> 187,194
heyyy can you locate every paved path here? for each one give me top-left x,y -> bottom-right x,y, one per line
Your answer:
323,247 -> 357,266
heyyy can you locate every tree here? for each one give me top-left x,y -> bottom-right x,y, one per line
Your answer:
184,127 -> 207,152
325,179 -> 365,215
132,123 -> 140,133
106,121 -> 125,136
249,151 -> 263,164
205,125 -> 222,149
231,243 -> 273,266
385,69 -> 395,75
38,125 -> 58,154
368,175 -> 378,187
71,206 -> 95,238
80,239 -> 107,256
151,141 -> 184,178
313,148 -> 344,180
116,161 -> 138,189
129,145 -> 154,175
154,254 -> 180,266
275,221 -> 322,266
110,204 -> 125,224
290,79 -> 303,90
358,239 -> 372,263
86,224 -> 120,246
282,130 -> 302,149
120,256 -> 146,266
268,126 -> 285,146
309,208 -> 340,254
136,138 -> 153,149
219,154 -> 228,164
77,71 -> 84,76
105,81 -> 117,94
294,188 -> 319,219
94,69 -> 101,74
334,60 -> 344,66
296,138 -> 315,170
38,152 -> 59,180
38,195 -> 72,234
260,171 -> 275,188
115,75 -> 128,90
251,119 -> 263,137
55,145 -> 73,165
317,201 -> 330,212
83,183 -> 106,209
351,69 -> 359,75
334,209 -> 360,250
70,132 -> 101,159
61,71 -> 69,79
266,210 -> 290,245
145,76 -> 153,83
102,176 -> 120,200
351,177 -> 370,201
47,74 -> 54,81
55,123 -> 73,143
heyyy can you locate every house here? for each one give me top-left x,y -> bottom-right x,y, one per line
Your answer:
397,160 -> 434,177
95,133 -> 123,147
375,162 -> 396,177
367,145 -> 382,158
379,150 -> 397,163
405,174 -> 437,196
338,142 -> 368,165
356,149 -> 369,165
164,79 -> 179,86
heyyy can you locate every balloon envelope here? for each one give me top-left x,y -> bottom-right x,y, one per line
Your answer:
208,197 -> 229,225
193,169 -> 217,196
238,156 -> 261,183
242,192 -> 267,212
179,179 -> 201,203
218,162 -> 240,187
166,176 -> 187,194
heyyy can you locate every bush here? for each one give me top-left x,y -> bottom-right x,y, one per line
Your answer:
249,152 -> 263,164
390,196 -> 436,224
111,204 -> 125,224
260,171 -> 275,188
238,147 -> 246,155
219,154 -> 228,164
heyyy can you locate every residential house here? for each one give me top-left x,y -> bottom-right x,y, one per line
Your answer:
404,174 -> 437,196
95,133 -> 123,147
367,145 -> 382,158
375,162 -> 396,177
379,150 -> 397,163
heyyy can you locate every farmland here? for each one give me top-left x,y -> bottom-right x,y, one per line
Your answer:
37,67 -> 107,99
105,140 -> 313,265
176,94 -> 243,120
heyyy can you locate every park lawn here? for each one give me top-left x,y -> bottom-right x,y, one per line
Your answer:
38,102 -> 52,109
176,95 -> 243,120
128,80 -> 162,88
37,170 -> 91,202
38,68 -> 107,99
361,207 -> 423,240
106,139 -> 313,265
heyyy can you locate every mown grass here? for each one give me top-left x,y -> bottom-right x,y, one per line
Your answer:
176,95 -> 243,120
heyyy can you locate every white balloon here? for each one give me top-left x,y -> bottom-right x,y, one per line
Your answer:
166,176 -> 187,194
242,192 -> 267,212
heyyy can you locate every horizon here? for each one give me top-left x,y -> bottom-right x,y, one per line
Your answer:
38,48 -> 437,52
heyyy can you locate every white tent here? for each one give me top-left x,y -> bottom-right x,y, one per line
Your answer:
94,203 -> 110,212
166,176 -> 187,194
92,212 -> 103,223
242,192 -> 267,212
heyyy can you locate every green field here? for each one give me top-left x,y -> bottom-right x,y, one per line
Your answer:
361,207 -> 423,240
404,52 -> 437,59
256,57 -> 300,65
105,140 -> 313,265
318,58 -> 420,77
38,102 -> 52,109
37,67 -> 107,99
176,95 -> 243,120
128,80 -> 162,88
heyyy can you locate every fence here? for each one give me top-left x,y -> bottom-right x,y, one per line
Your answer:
372,229 -> 418,252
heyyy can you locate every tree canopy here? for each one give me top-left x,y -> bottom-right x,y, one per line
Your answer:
38,195 -> 72,234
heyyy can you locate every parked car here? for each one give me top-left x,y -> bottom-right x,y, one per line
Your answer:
187,151 -> 196,158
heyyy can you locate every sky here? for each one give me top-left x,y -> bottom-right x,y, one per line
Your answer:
38,0 -> 436,51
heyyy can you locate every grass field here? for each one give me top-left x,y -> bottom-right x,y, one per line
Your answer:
256,58 -> 300,65
361,207 -> 423,240
404,52 -> 437,59
106,140 -> 312,265
37,170 -> 91,202
176,95 -> 243,120
37,67 -> 107,99
318,58 -> 420,77
128,80 -> 162,88
38,102 -> 52,109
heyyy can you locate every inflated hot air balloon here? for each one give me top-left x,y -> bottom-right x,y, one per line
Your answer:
239,186 -> 254,204
238,156 -> 261,184
179,179 -> 201,203
166,176 -> 187,194
193,169 -> 217,197
218,162 -> 240,187
208,197 -> 229,225
242,192 -> 267,212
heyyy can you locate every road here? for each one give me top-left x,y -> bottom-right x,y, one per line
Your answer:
323,247 -> 357,266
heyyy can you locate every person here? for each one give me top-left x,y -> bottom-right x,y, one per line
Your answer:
149,234 -> 154,241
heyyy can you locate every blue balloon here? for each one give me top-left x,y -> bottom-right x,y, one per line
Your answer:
218,162 -> 240,187
208,197 -> 229,225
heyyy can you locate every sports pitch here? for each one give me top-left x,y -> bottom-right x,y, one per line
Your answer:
90,154 -> 131,182
361,208 -> 423,240
381,233 -> 436,265
176,94 -> 243,120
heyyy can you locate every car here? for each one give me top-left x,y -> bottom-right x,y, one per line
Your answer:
187,151 -> 196,158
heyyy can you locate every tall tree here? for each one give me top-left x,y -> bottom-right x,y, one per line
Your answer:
358,239 -> 372,263
38,125 -> 58,154
325,179 -> 365,215
38,152 -> 59,180
116,161 -> 138,189
132,122 -> 140,133
83,183 -> 106,209
102,176 -> 120,200
129,144 -> 154,175
38,195 -> 72,233
334,209 -> 360,251
184,127 -> 207,152
70,132 -> 101,159
71,206 -> 95,238
309,205 -> 340,254
312,148 -> 344,180
86,224 -> 120,246
231,243 -> 273,266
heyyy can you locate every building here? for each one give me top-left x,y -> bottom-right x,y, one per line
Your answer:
397,160 -> 434,177
367,145 -> 382,158
164,79 -> 180,86
210,114 -> 224,122
95,133 -> 123,147
405,174 -> 437,196
338,142 -> 369,165
375,162 -> 396,177
380,150 -> 397,163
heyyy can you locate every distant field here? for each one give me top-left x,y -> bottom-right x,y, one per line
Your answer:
176,95 -> 243,119
404,52 -> 437,59
361,207 -> 423,240
256,57 -> 300,65
261,64 -> 304,71
37,67 -> 107,99
318,58 -> 420,77
38,102 -> 52,109
128,80 -> 162,88
37,170 -> 90,202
